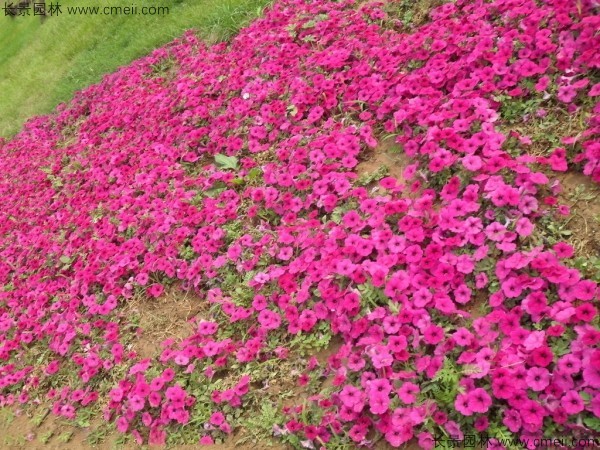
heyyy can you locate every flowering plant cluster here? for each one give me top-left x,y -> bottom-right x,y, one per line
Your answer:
0,0 -> 598,447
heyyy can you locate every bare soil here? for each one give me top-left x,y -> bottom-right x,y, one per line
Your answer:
557,171 -> 600,257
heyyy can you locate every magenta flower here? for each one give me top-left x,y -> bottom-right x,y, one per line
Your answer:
561,391 -> 585,415
0,0 -> 598,445
526,367 -> 551,392
209,411 -> 225,426
385,425 -> 413,447
397,382 -> 419,405
468,388 -> 492,414
455,393 -> 473,416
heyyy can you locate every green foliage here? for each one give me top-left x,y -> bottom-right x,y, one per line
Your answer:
550,334 -> 573,357
148,56 -> 177,78
290,321 -> 332,356
204,181 -> 228,198
179,243 -> 196,261
57,431 -> 74,443
530,214 -> 573,248
0,408 -> 15,426
356,164 -> 389,186
420,357 -> 460,406
31,409 -> 50,427
357,282 -> 388,310
382,0 -> 437,29
495,94 -> 544,124
237,401 -> 283,446
86,422 -> 113,446
584,417 -> 600,433
487,422 -> 522,450
203,0 -> 270,42
570,255 -> 600,282
38,430 -> 54,444
246,167 -> 264,185
258,208 -> 281,225
215,153 -> 240,171
328,199 -> 359,225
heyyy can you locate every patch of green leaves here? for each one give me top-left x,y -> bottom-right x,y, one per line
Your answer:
357,282 -> 388,310
237,400 -> 283,446
215,153 -> 239,171
356,165 -> 388,187
38,430 -> 54,445
290,321 -> 332,356
570,255 -> 600,282
420,357 -> 460,406
148,56 -> 176,78
584,417 -> 600,433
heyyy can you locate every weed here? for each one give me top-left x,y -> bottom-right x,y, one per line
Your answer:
356,164 -> 389,186
38,430 -> 54,444
237,400 -> 283,445
0,408 -> 16,426
87,422 -> 113,446
57,430 -> 74,443
31,408 -> 50,427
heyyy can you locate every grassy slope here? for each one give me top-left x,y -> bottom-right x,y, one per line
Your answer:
0,0 -> 269,137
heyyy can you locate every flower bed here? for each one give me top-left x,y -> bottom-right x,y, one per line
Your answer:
0,0 -> 598,448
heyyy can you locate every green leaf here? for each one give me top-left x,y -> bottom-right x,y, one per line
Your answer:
247,167 -> 262,180
287,104 -> 298,117
584,417 -> 600,432
59,255 -> 71,265
204,181 -> 227,197
214,154 -> 239,170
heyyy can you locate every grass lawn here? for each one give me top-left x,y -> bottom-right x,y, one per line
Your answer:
0,0 -> 269,137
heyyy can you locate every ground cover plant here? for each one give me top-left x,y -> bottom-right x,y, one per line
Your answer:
0,0 -> 599,448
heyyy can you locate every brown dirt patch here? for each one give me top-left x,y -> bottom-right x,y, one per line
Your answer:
357,137 -> 411,187
0,409 -> 124,450
557,171 -> 600,257
123,285 -> 206,360
0,406 -> 285,450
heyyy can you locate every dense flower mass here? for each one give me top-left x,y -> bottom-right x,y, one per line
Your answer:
0,0 -> 599,447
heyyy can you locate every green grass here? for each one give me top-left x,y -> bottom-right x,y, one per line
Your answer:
0,0 -> 270,137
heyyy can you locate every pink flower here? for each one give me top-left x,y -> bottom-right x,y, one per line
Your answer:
371,349 -> 393,369
258,309 -> 281,330
553,242 -> 574,258
468,388 -> 492,414
148,427 -> 166,446
368,393 -> 389,415
455,392 -> 473,416
503,409 -> 522,433
557,355 -> 581,375
385,425 -> 413,447
462,155 -> 482,171
135,272 -> 149,285
128,395 -> 145,411
339,384 -> 363,408
116,417 -> 129,433
199,436 -> 214,445
397,382 -> 419,404
526,367 -> 550,392
209,411 -> 225,426
418,432 -> 435,450
561,391 -> 584,415
423,325 -> 444,344
147,283 -> 164,298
